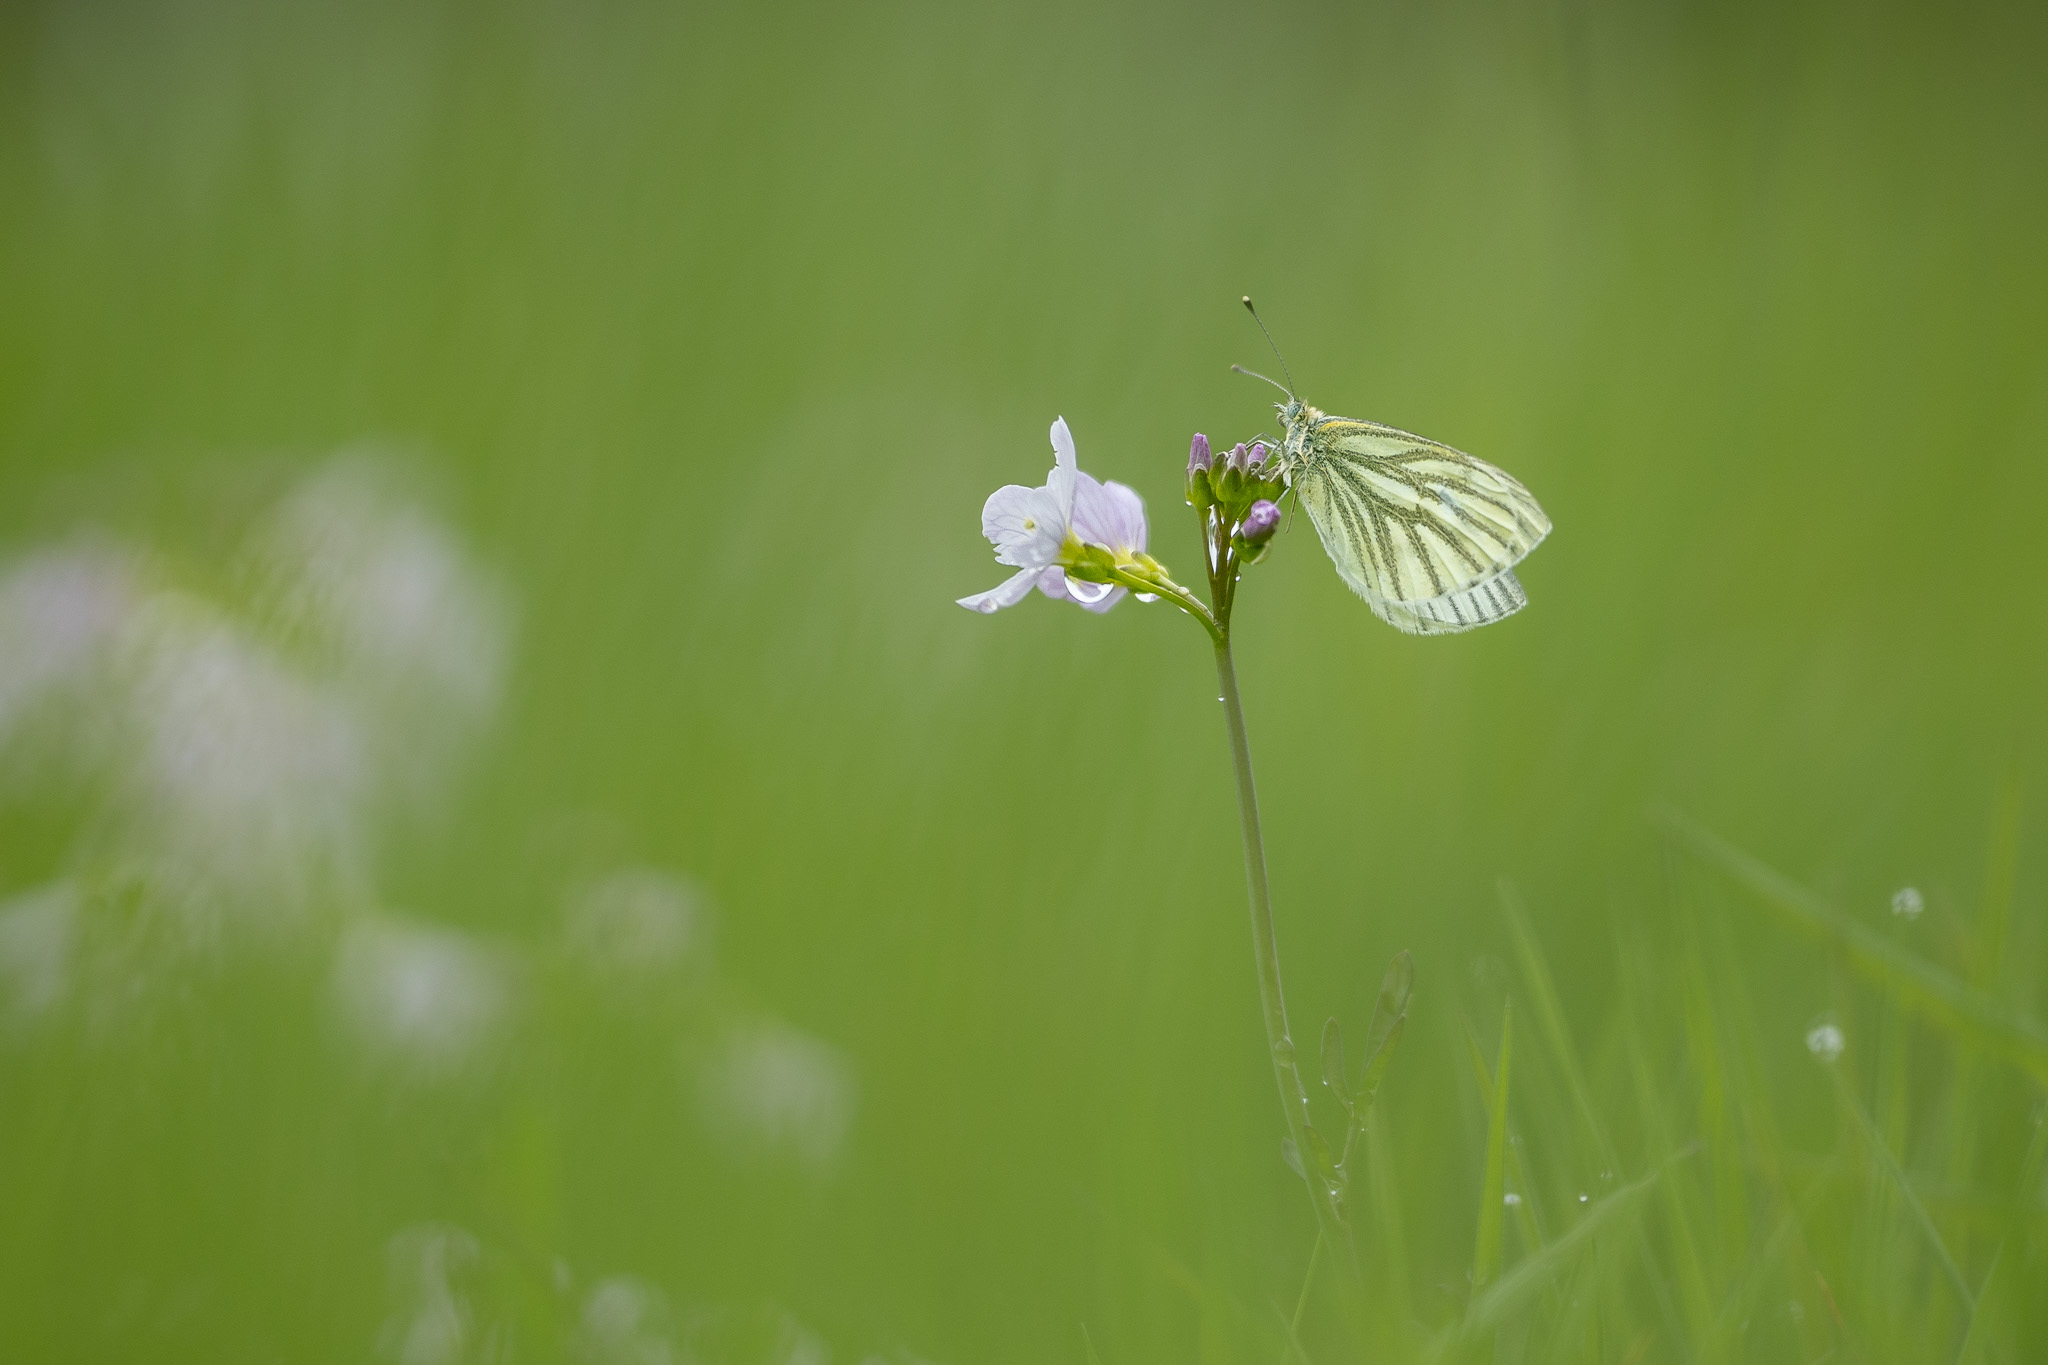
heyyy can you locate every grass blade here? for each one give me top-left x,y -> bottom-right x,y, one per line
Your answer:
1472,1001 -> 1513,1294
1430,1164 -> 1667,1361
1656,809 -> 2048,1084
1954,1105 -> 2047,1364
1829,1064 -> 1973,1313
1362,1103 -> 1414,1325
1499,879 -> 1618,1171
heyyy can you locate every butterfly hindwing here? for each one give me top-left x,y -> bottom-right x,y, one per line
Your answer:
1293,416 -> 1549,618
1362,570 -> 1528,636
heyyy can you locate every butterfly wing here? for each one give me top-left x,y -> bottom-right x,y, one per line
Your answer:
1359,570 -> 1528,636
1293,417 -> 1549,633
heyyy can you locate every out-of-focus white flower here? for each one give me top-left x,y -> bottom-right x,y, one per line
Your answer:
114,594 -> 371,914
0,543 -> 134,745
574,1276 -> 676,1365
773,1317 -> 831,1365
380,1224 -> 501,1365
252,458 -> 510,762
700,1018 -> 856,1169
1891,886 -> 1924,920
957,417 -> 1150,615
689,1305 -> 836,1365
1805,1021 -> 1845,1063
0,882 -> 79,1026
0,458 -> 511,955
565,868 -> 707,986
335,917 -> 511,1075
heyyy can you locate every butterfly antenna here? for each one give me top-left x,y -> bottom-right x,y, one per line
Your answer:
1241,295 -> 1296,396
1230,363 -> 1292,396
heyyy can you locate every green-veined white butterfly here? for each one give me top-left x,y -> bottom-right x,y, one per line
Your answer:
1237,298 -> 1550,635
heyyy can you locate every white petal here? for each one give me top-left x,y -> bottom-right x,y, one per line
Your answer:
1049,417 -> 1076,472
980,484 -> 1067,568
956,567 -> 1040,613
1047,417 -> 1078,524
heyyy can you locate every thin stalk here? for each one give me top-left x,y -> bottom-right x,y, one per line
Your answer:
1285,1231 -> 1323,1352
1214,631 -> 1360,1289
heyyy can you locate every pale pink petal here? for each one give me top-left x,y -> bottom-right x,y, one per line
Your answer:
957,566 -> 1042,613
1070,476 -> 1147,553
980,483 -> 1067,569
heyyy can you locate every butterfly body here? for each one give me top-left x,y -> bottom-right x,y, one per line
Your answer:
1271,395 -> 1550,635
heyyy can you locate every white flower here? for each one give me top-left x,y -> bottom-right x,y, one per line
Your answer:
334,916 -> 512,1076
379,1224 -> 492,1365
564,866 -> 706,987
699,1017 -> 856,1168
0,882 -> 77,1026
957,417 -> 1149,614
574,1276 -> 676,1365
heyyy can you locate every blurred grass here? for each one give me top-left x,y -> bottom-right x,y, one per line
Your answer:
0,0 -> 2045,1360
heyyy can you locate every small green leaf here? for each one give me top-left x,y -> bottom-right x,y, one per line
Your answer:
1355,1015 -> 1406,1114
1362,951 -> 1414,1072
1354,951 -> 1413,1109
1302,1122 -> 1340,1180
1320,1016 -> 1350,1109
1302,1122 -> 1346,1217
1280,1136 -> 1305,1181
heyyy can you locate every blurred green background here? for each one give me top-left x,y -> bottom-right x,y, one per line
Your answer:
1,0 -> 2045,1361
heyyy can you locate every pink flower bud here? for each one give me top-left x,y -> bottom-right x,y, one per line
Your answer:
1240,499 -> 1281,546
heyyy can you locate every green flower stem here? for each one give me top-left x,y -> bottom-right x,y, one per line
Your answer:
1212,624 -> 1360,1290
1108,566 -> 1222,645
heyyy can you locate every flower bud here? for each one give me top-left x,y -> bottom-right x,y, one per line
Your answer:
1240,499 -> 1281,546
1232,499 -> 1282,567
1247,441 -> 1268,469
1217,443 -> 1248,500
1186,433 -> 1216,510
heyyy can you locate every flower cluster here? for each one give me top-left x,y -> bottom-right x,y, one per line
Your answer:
1186,434 -> 1284,572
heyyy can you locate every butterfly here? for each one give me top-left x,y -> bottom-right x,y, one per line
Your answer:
1236,299 -> 1550,635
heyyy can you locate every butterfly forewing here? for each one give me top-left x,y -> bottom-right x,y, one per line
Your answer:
1293,417 -> 1549,619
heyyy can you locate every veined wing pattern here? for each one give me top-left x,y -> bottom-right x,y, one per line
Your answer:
1291,418 -> 1549,636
